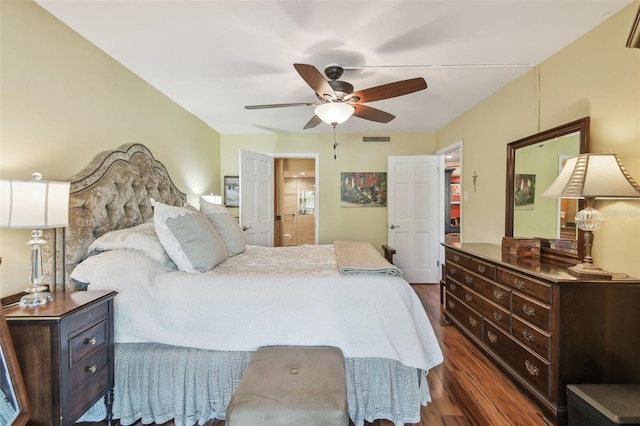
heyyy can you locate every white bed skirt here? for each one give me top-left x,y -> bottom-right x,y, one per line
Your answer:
79,342 -> 430,426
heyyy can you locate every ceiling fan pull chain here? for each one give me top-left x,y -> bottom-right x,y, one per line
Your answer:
333,124 -> 338,160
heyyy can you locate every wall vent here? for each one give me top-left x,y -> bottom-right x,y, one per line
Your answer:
362,136 -> 391,143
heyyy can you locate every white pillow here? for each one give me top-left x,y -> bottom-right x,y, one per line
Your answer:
88,222 -> 174,267
199,198 -> 246,256
151,199 -> 228,273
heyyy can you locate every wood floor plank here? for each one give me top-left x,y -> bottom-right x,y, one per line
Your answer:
82,284 -> 546,426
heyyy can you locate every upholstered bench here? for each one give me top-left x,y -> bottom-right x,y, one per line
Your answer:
226,346 -> 348,426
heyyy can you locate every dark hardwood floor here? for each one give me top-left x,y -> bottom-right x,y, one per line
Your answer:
83,284 -> 546,426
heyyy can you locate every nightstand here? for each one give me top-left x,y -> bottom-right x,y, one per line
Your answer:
4,291 -> 117,426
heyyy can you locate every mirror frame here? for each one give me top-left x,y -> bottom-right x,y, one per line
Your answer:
505,117 -> 590,265
0,306 -> 29,426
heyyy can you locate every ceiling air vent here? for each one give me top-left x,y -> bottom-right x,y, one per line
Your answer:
362,136 -> 391,143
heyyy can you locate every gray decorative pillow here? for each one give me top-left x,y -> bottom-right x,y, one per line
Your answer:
151,199 -> 228,273
199,198 -> 246,256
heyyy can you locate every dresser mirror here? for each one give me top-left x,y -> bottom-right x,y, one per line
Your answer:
0,306 -> 29,426
505,117 -> 590,264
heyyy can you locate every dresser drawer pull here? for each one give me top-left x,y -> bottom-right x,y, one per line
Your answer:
522,305 -> 535,316
492,311 -> 503,322
514,279 -> 526,289
449,268 -> 458,275
87,365 -> 97,374
448,301 -> 455,309
469,317 -> 478,327
84,337 -> 97,346
465,294 -> 473,302
525,360 -> 539,376
487,331 -> 498,343
523,330 -> 535,342
493,290 -> 504,300
449,283 -> 457,290
453,255 -> 461,262
477,264 -> 487,273
465,276 -> 473,284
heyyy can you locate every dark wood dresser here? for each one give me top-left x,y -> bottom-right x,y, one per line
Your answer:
4,291 -> 116,426
442,243 -> 640,426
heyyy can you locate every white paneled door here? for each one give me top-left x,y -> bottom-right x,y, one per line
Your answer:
240,150 -> 274,246
388,155 -> 443,283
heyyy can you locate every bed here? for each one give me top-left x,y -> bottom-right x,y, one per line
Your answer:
43,143 -> 443,426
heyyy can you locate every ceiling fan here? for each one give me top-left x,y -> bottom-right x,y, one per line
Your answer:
244,63 -> 427,129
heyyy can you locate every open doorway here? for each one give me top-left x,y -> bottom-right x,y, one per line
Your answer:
274,154 -> 319,246
436,142 -> 462,245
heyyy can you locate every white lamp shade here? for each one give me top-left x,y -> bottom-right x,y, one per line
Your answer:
0,179 -> 70,228
201,194 -> 222,205
314,103 -> 355,125
540,154 -> 640,199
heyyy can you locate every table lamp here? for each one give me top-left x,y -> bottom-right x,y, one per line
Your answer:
540,154 -> 640,278
0,173 -> 70,306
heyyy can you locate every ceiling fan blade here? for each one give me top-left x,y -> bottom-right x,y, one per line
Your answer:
353,104 -> 395,123
245,102 -> 317,110
303,115 -> 323,130
351,78 -> 427,103
293,63 -> 336,99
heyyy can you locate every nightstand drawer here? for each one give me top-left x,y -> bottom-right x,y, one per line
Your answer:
68,366 -> 110,422
69,318 -> 109,367
69,346 -> 110,391
65,300 -> 110,335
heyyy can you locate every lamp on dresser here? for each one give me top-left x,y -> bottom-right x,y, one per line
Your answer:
0,173 -> 70,307
540,153 -> 640,278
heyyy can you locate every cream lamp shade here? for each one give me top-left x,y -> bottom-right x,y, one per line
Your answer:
314,103 -> 355,125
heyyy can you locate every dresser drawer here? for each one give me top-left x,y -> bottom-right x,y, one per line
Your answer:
463,271 -> 510,310
471,258 -> 496,280
446,295 -> 483,340
497,268 -> 552,303
445,277 -> 464,299
512,316 -> 551,360
69,318 -> 109,368
446,249 -> 472,269
462,287 -> 510,332
445,263 -> 464,281
484,321 -> 550,396
512,292 -> 552,332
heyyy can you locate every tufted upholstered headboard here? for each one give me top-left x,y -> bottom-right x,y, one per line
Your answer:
43,143 -> 186,290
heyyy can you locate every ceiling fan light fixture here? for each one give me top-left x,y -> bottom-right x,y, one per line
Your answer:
315,102 -> 354,125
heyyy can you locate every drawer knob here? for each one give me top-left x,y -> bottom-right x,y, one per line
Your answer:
523,330 -> 535,342
449,283 -> 457,290
448,301 -> 455,309
85,337 -> 97,346
522,305 -> 535,316
454,255 -> 460,262
493,290 -> 504,300
477,264 -> 486,273
514,278 -> 526,289
487,331 -> 498,343
465,276 -> 473,284
449,268 -> 457,275
525,360 -> 539,376
493,311 -> 503,322
87,365 -> 97,374
468,317 -> 478,327
465,294 -> 473,302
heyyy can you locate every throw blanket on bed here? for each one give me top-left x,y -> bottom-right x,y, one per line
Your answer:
334,240 -> 402,276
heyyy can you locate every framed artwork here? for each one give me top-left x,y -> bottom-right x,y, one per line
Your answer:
224,176 -> 239,207
514,174 -> 536,210
450,183 -> 461,203
340,172 -> 387,207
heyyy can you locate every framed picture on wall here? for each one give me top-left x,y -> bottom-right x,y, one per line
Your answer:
224,176 -> 239,207
450,183 -> 461,203
340,172 -> 387,207
514,174 -> 536,210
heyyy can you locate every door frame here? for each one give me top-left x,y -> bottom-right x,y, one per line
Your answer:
435,140 -> 463,267
274,153 -> 320,245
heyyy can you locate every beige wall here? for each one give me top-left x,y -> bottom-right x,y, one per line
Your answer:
436,1 -> 640,278
220,133 -> 435,251
0,1 -> 221,296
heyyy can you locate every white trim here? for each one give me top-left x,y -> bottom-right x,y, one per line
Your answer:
435,140 -> 463,273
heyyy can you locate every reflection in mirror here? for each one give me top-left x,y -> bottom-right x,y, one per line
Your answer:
0,305 -> 29,426
506,117 -> 589,264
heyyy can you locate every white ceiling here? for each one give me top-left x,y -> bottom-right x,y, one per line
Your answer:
36,0 -> 633,135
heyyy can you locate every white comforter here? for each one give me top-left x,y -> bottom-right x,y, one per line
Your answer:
80,245 -> 443,372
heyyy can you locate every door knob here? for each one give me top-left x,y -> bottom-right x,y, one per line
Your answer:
389,225 -> 400,229
242,226 -> 252,231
